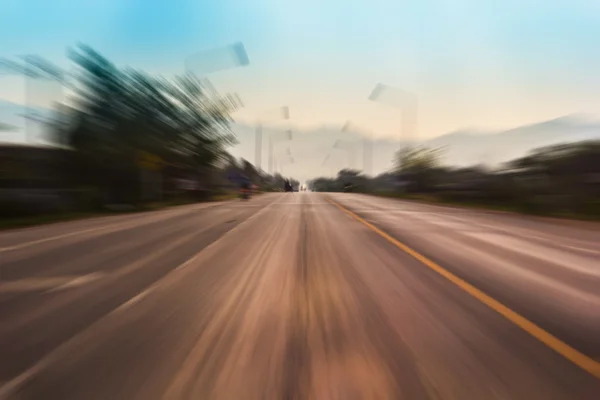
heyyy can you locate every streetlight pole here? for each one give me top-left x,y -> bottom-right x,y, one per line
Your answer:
268,136 -> 273,174
253,106 -> 290,172
255,124 -> 263,170
341,120 -> 374,174
363,133 -> 373,176
333,139 -> 359,170
275,152 -> 294,176
322,153 -> 335,177
24,56 -> 33,143
178,43 -> 250,199
268,129 -> 292,175
368,83 -> 418,172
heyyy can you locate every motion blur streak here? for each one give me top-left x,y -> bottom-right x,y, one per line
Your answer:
327,196 -> 600,379
2,1 -> 600,399
1,192 -> 599,399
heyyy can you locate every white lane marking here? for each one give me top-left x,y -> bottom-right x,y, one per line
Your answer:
0,201 -> 237,254
47,273 -> 106,293
347,197 -> 600,257
162,197 -> 297,398
272,202 -> 329,205
558,245 -> 600,256
2,199 -> 276,332
0,273 -> 105,294
115,287 -> 154,312
353,193 -> 600,253
348,196 -> 600,298
0,213 -> 182,253
466,232 -> 600,277
432,212 -> 600,256
339,198 -> 600,278
426,232 -> 600,306
0,225 -> 131,253
385,209 -> 600,259
0,194 -> 282,400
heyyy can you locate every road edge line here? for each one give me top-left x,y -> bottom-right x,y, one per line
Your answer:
0,194 -> 284,399
0,198 -> 240,253
326,196 -> 600,379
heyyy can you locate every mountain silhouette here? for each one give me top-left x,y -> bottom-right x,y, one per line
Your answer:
2,100 -> 598,182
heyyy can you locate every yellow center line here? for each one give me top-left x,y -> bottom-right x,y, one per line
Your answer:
326,196 -> 600,379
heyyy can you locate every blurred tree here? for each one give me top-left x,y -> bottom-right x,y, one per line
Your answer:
308,176 -> 342,192
394,146 -> 442,173
8,45 -> 240,204
308,141 -> 599,218
336,169 -> 367,192
506,141 -> 600,214
394,146 -> 444,192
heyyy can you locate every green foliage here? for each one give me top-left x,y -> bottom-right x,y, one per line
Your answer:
310,141 -> 600,219
8,45 -> 242,205
393,146 -> 445,192
308,177 -> 343,192
61,45 -> 238,169
394,146 -> 443,173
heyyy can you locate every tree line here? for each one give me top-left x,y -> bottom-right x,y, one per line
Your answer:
0,46 -> 295,218
308,141 -> 600,219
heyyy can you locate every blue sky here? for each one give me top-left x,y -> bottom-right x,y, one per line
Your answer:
2,0 -> 600,140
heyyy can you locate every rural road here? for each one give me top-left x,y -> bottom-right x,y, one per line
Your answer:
1,192 -> 599,399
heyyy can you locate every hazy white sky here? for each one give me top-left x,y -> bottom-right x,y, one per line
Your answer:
2,0 -> 600,140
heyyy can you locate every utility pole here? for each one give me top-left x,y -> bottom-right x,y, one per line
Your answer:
255,124 -> 262,170
363,134 -> 373,176
268,137 -> 273,174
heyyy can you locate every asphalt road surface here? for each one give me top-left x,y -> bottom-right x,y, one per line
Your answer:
1,192 -> 599,399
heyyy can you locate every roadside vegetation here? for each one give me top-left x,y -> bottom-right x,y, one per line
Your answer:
0,47 -> 296,228
309,141 -> 600,220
